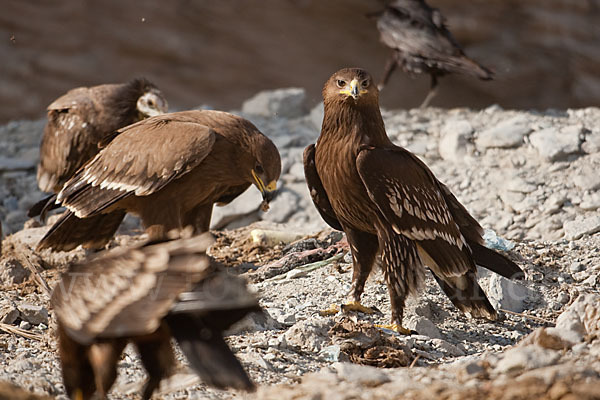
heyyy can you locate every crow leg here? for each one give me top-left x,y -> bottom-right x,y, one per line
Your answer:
378,53 -> 399,91
420,74 -> 439,108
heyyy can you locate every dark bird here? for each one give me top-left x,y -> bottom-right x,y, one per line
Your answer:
51,233 -> 259,400
304,68 -> 522,333
373,0 -> 493,107
29,78 -> 169,219
37,110 -> 281,252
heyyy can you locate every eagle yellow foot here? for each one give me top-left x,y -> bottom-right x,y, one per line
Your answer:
319,301 -> 375,316
375,323 -> 413,335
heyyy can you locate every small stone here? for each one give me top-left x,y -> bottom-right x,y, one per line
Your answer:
529,125 -> 583,162
556,293 -> 600,337
572,165 -> 600,191
333,362 -> 391,387
0,302 -> 19,324
284,319 -> 332,352
18,304 -> 49,325
569,262 -> 585,273
557,293 -> 570,304
431,338 -> 465,356
438,119 -> 474,161
487,274 -> 533,313
582,274 -> 597,287
242,88 -> 308,119
405,316 -> 441,339
0,258 -> 30,285
494,345 -> 561,374
563,215 -> 600,240
579,192 -> 600,211
19,320 -> 31,330
476,115 -> 530,149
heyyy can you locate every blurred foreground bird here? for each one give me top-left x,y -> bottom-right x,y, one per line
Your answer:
304,68 -> 522,334
37,110 -> 281,252
372,0 -> 493,107
51,233 -> 259,399
29,78 -> 168,219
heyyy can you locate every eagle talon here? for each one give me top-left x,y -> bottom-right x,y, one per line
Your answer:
341,301 -> 375,315
375,323 -> 414,335
320,301 -> 375,317
319,303 -> 341,316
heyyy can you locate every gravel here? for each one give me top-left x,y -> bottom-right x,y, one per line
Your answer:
0,90 -> 599,398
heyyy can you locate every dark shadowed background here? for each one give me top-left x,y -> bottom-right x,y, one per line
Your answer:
1,0 -> 599,124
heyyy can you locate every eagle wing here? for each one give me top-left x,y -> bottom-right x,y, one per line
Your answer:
57,113 -> 216,217
37,90 -> 99,193
356,146 -> 474,278
303,144 -> 343,231
51,234 -> 215,344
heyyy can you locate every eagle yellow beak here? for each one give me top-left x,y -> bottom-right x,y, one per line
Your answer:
340,79 -> 365,100
251,170 -> 277,203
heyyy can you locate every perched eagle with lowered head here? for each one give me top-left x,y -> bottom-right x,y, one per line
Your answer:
30,78 -> 168,218
52,232 -> 259,400
304,68 -> 522,333
373,0 -> 493,107
37,110 -> 280,252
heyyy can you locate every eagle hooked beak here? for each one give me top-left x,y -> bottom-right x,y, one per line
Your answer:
350,79 -> 360,100
340,79 -> 365,100
251,170 -> 277,208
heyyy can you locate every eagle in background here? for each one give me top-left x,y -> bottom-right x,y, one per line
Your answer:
30,78 -> 168,219
52,233 -> 259,399
37,110 -> 281,252
373,0 -> 493,107
304,68 -> 522,333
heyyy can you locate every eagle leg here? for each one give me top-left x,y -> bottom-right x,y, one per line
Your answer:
88,339 -> 127,398
420,74 -> 439,108
134,323 -> 176,400
379,230 -> 423,334
347,228 -> 379,303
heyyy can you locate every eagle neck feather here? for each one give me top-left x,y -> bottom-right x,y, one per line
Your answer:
320,99 -> 390,147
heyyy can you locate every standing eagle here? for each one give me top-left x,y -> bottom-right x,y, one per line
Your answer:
30,78 -> 168,219
304,68 -> 522,333
37,110 -> 281,252
51,233 -> 259,400
373,0 -> 493,107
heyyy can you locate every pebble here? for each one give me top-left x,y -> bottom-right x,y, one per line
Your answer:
333,362 -> 390,387
563,215 -> 600,240
17,304 -> 49,326
487,274 -> 533,313
242,88 -> 308,119
494,345 -> 561,374
529,125 -> 582,162
438,119 -> 474,162
476,115 -> 530,149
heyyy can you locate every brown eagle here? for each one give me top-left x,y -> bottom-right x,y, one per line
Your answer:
37,110 -> 281,252
51,233 -> 259,400
304,68 -> 522,333
373,0 -> 493,106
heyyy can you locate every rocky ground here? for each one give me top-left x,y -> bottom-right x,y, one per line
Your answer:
0,89 -> 599,399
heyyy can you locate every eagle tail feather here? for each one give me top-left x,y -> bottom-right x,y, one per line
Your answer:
165,313 -> 255,391
432,273 -> 497,320
27,194 -> 60,220
470,241 -> 524,280
37,210 -> 125,252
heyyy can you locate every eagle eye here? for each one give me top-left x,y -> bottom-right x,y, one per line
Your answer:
362,79 -> 370,88
255,164 -> 264,174
336,79 -> 346,88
